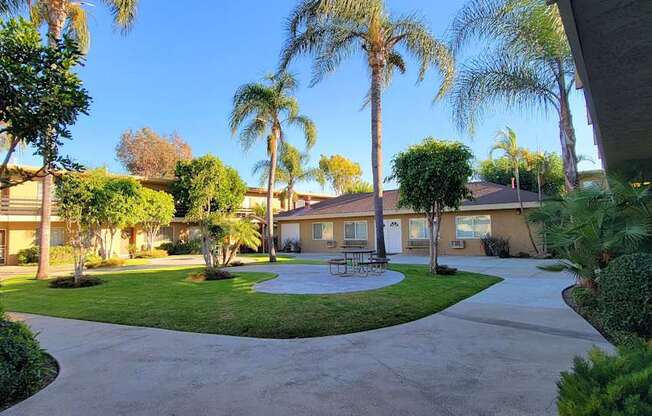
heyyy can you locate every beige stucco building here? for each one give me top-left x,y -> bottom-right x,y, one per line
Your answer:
277,182 -> 542,256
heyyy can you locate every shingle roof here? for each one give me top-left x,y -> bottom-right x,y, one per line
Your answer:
277,182 -> 540,219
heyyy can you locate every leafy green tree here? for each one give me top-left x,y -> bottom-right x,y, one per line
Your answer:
478,152 -> 564,198
317,154 -> 363,195
489,127 -> 539,253
230,72 -> 316,262
343,180 -> 374,194
93,176 -> 144,260
139,187 -> 175,251
449,0 -> 579,191
253,142 -> 320,210
55,172 -> 96,281
0,18 -> 90,188
390,138 -> 473,273
3,0 -> 138,279
280,0 -> 454,258
529,177 -> 652,288
180,156 -> 247,269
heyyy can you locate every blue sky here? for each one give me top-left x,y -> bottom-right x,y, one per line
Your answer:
14,0 -> 600,193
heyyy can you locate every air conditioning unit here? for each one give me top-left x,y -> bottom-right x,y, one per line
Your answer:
450,240 -> 465,249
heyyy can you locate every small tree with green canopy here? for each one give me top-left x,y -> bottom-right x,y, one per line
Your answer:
317,154 -> 363,195
139,187 -> 175,251
280,0 -> 455,257
92,176 -> 144,260
180,156 -> 247,269
390,138 -> 473,274
55,172 -> 96,281
0,18 -> 90,188
211,215 -> 262,266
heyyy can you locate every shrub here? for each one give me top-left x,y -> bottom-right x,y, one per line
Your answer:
281,238 -> 301,253
157,240 -> 202,255
571,287 -> 598,309
0,320 -> 45,407
480,235 -> 510,258
557,345 -> 652,416
435,265 -> 457,275
134,249 -> 167,259
48,275 -> 104,289
188,268 -> 233,282
598,253 -> 652,340
16,246 -> 75,265
86,257 -> 125,269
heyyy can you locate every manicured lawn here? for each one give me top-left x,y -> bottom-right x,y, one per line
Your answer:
0,264 -> 501,338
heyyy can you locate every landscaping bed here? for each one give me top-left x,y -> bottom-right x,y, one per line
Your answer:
0,263 -> 501,339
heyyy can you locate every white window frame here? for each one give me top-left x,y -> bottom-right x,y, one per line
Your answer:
343,221 -> 368,240
312,222 -> 333,240
408,218 -> 430,240
455,215 -> 491,239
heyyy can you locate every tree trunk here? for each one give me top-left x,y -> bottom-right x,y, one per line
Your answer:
370,64 -> 386,258
36,171 -> 52,279
36,9 -> 67,279
515,166 -> 539,254
556,64 -> 579,191
266,127 -> 279,262
428,212 -> 439,274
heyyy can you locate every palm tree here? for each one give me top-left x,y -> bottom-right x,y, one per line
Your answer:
490,127 -> 539,254
252,142 -> 321,210
213,216 -> 262,266
6,0 -> 139,279
230,72 -> 316,262
279,0 -> 454,258
449,0 -> 580,191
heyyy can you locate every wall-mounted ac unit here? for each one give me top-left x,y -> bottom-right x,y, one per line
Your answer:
450,240 -> 465,249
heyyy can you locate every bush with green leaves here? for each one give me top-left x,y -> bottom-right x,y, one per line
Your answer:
557,345 -> 652,416
571,287 -> 597,309
598,253 -> 652,341
0,319 -> 46,407
157,240 -> 202,255
16,246 -> 75,265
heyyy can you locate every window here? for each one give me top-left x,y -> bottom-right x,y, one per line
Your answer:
344,221 -> 368,240
409,218 -> 429,240
312,222 -> 333,240
188,226 -> 201,241
455,215 -> 491,239
155,226 -> 173,242
35,228 -> 65,246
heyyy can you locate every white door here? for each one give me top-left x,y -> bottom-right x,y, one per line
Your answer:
383,219 -> 402,253
280,223 -> 300,243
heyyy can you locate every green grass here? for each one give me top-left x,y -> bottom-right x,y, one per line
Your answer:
0,264 -> 501,338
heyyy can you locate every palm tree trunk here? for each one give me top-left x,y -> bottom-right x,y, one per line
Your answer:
266,128 -> 279,262
370,64 -> 386,258
556,63 -> 579,191
36,9 -> 67,280
515,166 -> 539,254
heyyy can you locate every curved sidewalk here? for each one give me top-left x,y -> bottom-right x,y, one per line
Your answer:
2,259 -> 610,416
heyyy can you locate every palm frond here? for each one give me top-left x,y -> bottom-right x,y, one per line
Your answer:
287,115 -> 317,149
66,2 -> 90,52
101,0 -> 138,33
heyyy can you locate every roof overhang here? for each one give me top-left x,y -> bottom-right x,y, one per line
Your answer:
551,0 -> 652,179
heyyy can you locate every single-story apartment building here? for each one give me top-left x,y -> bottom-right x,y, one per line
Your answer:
277,182 -> 542,256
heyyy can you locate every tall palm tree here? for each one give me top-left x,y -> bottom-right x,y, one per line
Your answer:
279,0 -> 454,257
449,0 -> 579,191
252,142 -> 321,210
230,72 -> 316,262
490,127 -> 539,254
5,0 -> 139,279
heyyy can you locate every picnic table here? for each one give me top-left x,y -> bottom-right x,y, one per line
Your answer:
328,249 -> 388,276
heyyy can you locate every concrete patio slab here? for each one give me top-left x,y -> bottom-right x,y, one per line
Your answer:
2,257 -> 611,416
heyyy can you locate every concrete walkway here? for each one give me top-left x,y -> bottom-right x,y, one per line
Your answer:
2,257 -> 611,416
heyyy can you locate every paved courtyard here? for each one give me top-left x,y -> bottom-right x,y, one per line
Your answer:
2,256 -> 611,416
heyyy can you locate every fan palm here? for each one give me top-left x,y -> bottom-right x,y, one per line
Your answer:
252,142 -> 321,210
449,0 -> 579,191
230,72 -> 316,262
490,127 -> 539,254
279,0 -> 454,257
529,177 -> 652,288
4,0 -> 138,279
213,216 -> 262,266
